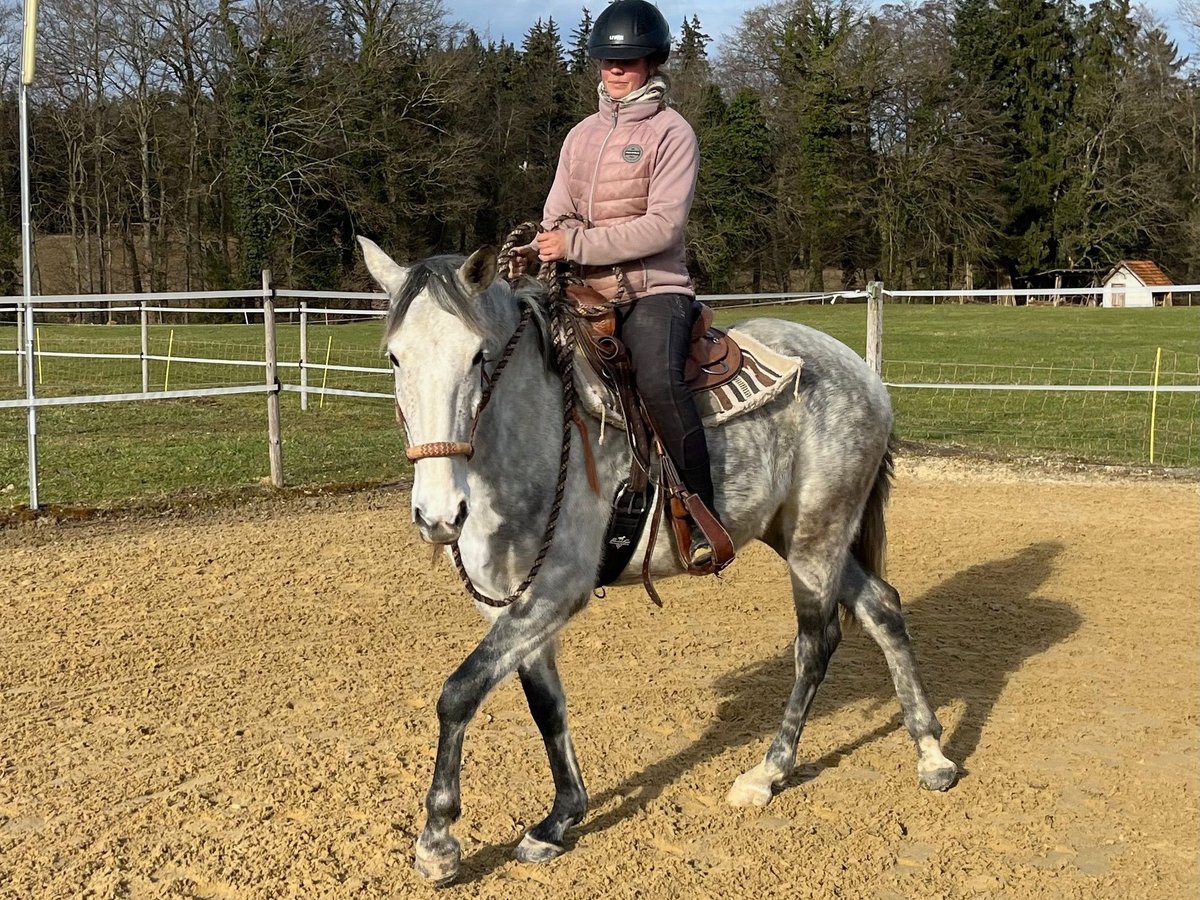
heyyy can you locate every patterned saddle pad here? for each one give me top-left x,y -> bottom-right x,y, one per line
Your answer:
577,328 -> 803,430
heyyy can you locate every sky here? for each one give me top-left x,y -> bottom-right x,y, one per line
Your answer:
445,0 -> 1198,64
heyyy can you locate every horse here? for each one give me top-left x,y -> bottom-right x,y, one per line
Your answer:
359,237 -> 959,885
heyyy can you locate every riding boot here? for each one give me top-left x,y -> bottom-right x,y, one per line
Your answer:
688,522 -> 715,568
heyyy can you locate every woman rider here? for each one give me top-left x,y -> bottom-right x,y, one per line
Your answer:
532,0 -> 724,568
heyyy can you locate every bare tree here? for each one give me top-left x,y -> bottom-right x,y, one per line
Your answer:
107,0 -> 172,291
1179,0 -> 1199,43
38,0 -> 124,298
866,0 -> 1006,288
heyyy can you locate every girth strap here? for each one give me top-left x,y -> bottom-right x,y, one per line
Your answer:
595,481 -> 654,589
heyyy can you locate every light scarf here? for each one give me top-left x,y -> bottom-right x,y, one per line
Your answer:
598,74 -> 668,106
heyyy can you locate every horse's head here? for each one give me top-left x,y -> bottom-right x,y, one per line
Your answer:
359,236 -> 511,544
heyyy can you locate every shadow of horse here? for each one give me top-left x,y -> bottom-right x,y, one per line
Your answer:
458,541 -> 1080,880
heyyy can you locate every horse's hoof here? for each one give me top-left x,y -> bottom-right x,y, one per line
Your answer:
918,760 -> 959,792
726,773 -> 774,808
414,841 -> 461,886
514,832 -> 566,864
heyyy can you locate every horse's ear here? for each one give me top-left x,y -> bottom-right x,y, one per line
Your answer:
358,236 -> 409,296
458,245 -> 498,294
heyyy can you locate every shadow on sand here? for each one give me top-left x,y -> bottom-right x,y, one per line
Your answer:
457,541 -> 1081,882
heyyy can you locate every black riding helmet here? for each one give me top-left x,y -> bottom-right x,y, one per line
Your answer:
587,0 -> 672,64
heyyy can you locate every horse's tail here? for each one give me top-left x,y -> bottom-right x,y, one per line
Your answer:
851,436 -> 895,581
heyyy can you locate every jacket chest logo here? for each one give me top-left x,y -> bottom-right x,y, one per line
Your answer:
621,144 -> 643,163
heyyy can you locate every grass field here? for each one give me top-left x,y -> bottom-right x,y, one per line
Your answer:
1,303 -> 1197,508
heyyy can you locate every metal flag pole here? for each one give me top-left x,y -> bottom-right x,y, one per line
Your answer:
20,0 -> 39,509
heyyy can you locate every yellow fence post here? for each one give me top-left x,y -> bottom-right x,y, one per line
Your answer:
163,329 -> 175,391
319,335 -> 333,409
1149,347 -> 1162,465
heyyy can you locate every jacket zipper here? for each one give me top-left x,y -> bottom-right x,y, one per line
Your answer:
587,102 -> 621,224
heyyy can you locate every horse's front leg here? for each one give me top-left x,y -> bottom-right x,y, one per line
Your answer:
415,594 -> 584,886
513,641 -> 587,863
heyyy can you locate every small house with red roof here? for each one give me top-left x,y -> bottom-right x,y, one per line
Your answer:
1100,260 -> 1174,308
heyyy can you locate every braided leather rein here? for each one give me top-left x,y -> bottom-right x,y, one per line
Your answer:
445,221 -> 583,608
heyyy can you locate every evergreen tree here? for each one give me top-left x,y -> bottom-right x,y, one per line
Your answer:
568,8 -> 594,75
676,15 -> 711,67
566,9 -> 600,118
769,0 -> 861,290
1054,0 -> 1139,268
473,19 -> 574,234
670,15 -> 714,123
519,18 -> 572,171
690,87 -> 774,291
667,15 -> 710,124
467,38 -> 526,245
991,0 -> 1078,276
952,0 -> 1003,88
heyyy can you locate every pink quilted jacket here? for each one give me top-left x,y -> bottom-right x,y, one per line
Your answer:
542,89 -> 699,300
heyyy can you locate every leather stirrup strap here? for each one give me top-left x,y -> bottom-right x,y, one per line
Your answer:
658,439 -> 735,576
640,484 -> 667,608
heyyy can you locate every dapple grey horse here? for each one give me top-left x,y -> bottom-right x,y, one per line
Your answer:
360,237 -> 958,885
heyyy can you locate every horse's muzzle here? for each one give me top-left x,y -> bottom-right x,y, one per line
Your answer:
414,499 -> 469,545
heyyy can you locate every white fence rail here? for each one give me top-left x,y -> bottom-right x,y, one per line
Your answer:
1,281 -> 1198,509
884,284 -> 1200,306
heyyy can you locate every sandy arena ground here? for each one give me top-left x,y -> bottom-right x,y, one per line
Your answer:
0,460 -> 1197,899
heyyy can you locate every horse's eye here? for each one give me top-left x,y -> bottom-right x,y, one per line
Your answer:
388,352 -> 399,367
472,350 -> 485,367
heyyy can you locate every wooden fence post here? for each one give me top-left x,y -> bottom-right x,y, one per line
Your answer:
299,300 -> 309,412
139,300 -> 149,393
15,306 -> 23,388
263,269 -> 284,488
866,281 -> 883,376
1149,347 -> 1163,465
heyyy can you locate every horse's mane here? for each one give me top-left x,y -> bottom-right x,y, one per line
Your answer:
509,276 -> 557,370
382,256 -> 490,344
382,254 -> 558,373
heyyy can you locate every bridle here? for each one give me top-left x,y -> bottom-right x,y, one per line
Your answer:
401,308 -> 532,464
397,222 -> 587,608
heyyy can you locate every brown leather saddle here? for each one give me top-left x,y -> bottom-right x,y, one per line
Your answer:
684,303 -> 744,392
566,283 -> 743,395
564,283 -> 737,592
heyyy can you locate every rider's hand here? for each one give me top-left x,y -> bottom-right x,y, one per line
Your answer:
536,231 -> 568,263
507,244 -> 538,279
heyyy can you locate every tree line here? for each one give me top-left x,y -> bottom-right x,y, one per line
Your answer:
0,0 -> 1196,297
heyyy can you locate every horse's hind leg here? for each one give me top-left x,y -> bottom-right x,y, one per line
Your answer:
513,641 -> 587,863
728,547 -> 843,808
840,557 -> 959,791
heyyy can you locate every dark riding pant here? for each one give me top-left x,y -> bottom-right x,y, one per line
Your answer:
619,294 -> 715,514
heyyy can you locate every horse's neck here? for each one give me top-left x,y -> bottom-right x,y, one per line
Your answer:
471,342 -> 565,489
470,341 -> 625,502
